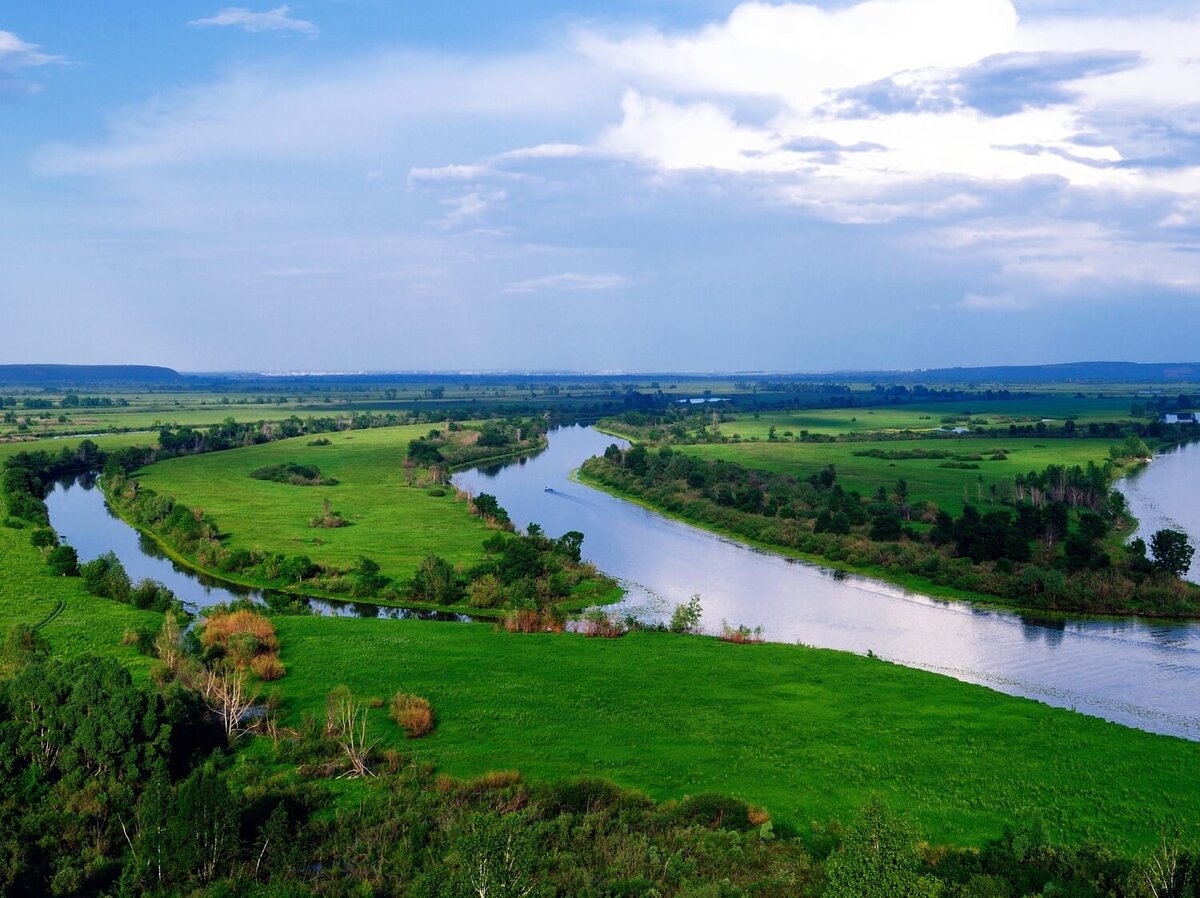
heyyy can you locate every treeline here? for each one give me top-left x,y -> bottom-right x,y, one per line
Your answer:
0,393 -> 132,409
406,416 -> 550,469
3,627 -> 1198,897
582,446 -> 1199,616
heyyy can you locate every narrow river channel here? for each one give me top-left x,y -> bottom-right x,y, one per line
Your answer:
43,425 -> 1200,740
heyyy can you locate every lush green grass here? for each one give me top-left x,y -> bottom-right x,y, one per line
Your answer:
680,438 -> 1124,516
0,497 -> 163,675
273,615 -> 1200,851
133,425 -> 498,582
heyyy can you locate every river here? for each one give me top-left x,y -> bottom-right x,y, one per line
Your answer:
43,425 -> 1200,740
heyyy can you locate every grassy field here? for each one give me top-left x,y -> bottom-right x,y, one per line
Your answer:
678,437 -> 1124,516
132,424 -> 498,582
273,614 -> 1200,852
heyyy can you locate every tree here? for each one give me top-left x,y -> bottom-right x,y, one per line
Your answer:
449,812 -> 540,898
669,594 -> 703,634
410,554 -> 463,605
154,611 -> 184,673
825,799 -> 941,898
1150,529 -> 1195,578
201,661 -> 258,742
46,544 -> 79,576
326,686 -> 375,778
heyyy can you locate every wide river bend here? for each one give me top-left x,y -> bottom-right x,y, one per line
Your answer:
44,425 -> 1200,740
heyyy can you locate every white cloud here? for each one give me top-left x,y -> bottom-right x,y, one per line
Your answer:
958,292 -> 1032,311
189,5 -> 319,36
504,272 -> 628,293
0,30 -> 63,67
577,0 -> 1200,201
409,164 -> 492,182
439,190 -> 507,229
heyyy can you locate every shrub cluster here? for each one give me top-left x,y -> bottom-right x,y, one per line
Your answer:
250,462 -> 338,486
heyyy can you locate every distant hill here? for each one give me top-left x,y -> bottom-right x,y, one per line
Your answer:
801,361 -> 1200,385
0,365 -> 183,386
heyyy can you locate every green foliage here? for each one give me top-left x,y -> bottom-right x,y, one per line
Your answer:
410,554 -> 464,605
45,543 -> 79,575
825,799 -> 940,898
670,593 -> 703,633
249,461 -> 337,485
1151,529 -> 1195,578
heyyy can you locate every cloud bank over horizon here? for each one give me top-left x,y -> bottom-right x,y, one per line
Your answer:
2,0 -> 1198,371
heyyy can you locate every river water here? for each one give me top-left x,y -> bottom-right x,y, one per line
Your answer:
42,426 -> 1200,740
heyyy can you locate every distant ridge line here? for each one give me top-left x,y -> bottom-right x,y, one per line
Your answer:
0,364 -> 183,385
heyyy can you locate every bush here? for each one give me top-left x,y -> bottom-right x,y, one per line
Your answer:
250,462 -> 337,486
201,608 -> 280,669
46,544 -> 79,576
669,593 -> 703,634
675,793 -> 757,830
250,654 -> 286,681
30,527 -> 57,548
390,692 -> 434,738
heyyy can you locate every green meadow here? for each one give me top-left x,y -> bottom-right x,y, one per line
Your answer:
271,614 -> 1200,852
132,424 -> 498,582
679,437 -> 1124,516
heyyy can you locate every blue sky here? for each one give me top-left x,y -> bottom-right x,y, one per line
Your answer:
2,1 -> 1199,373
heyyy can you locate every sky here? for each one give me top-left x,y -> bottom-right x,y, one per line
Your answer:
2,1 -> 1199,373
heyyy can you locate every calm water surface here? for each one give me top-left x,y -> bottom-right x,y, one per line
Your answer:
42,427 -> 1200,739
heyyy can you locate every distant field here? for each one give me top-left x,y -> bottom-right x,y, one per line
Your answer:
0,431 -> 157,463
133,424 -> 497,581
274,614 -> 1200,851
679,437 -> 1123,515
714,396 -> 1140,440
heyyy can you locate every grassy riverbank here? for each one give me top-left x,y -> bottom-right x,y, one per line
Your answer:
271,613 -> 1200,852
